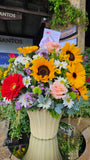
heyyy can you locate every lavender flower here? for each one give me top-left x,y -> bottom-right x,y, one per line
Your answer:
15,102 -> 22,111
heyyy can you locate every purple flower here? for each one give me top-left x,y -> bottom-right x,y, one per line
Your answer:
0,101 -> 6,105
15,102 -> 22,111
27,104 -> 34,108
31,85 -> 34,89
23,67 -> 31,75
40,49 -> 49,59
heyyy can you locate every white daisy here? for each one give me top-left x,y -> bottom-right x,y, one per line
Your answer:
54,60 -> 60,67
14,55 -> 31,65
23,76 -> 31,88
63,94 -> 74,109
38,98 -> 52,109
32,53 -> 41,59
21,56 -> 32,65
18,93 -> 32,108
56,77 -> 66,84
59,61 -> 67,70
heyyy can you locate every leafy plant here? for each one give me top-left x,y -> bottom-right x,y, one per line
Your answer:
48,0 -> 89,30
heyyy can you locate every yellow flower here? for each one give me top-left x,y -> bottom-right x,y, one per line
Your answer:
4,70 -> 8,78
8,63 -> 12,71
66,63 -> 85,88
22,147 -> 25,152
17,46 -> 38,56
30,57 -> 56,82
77,85 -> 88,100
60,42 -> 83,64
25,62 -> 30,69
55,68 -> 61,74
0,69 -> 2,78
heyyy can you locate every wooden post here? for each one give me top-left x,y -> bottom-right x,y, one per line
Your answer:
70,0 -> 86,52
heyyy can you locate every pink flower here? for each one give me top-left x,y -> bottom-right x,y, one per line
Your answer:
86,78 -> 90,82
10,53 -> 17,58
84,56 -> 88,59
50,81 -> 68,99
45,42 -> 61,53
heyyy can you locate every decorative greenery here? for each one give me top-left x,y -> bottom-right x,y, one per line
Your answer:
58,122 -> 84,160
48,0 -> 89,30
0,100 -> 30,139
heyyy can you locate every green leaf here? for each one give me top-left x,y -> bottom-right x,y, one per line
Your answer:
55,103 -> 63,114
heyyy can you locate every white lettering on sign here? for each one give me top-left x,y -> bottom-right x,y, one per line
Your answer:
0,11 -> 16,18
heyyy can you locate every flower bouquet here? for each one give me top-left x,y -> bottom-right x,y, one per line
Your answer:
0,41 -> 88,139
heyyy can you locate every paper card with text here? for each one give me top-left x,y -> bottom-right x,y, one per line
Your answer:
43,28 -> 61,42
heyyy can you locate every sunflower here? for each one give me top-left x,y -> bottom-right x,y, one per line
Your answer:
17,46 -> 38,56
77,85 -> 88,100
60,42 -> 83,64
66,63 -> 86,88
30,57 -> 56,82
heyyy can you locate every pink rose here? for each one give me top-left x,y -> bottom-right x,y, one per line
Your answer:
10,53 -> 17,58
45,42 -> 61,53
50,81 -> 68,99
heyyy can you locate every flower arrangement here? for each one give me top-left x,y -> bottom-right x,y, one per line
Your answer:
0,41 -> 88,118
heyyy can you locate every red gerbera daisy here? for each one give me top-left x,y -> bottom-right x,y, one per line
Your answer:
1,73 -> 24,101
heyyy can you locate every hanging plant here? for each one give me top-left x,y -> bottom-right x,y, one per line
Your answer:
48,0 -> 89,30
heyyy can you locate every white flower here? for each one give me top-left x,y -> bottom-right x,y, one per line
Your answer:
18,93 -> 32,108
38,98 -> 52,109
32,53 -> 41,59
56,77 -> 66,84
23,76 -> 31,88
14,55 -> 31,65
59,61 -> 67,70
3,97 -> 11,104
54,60 -> 60,67
63,94 -> 74,109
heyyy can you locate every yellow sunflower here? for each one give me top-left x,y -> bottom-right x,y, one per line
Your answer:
77,85 -> 88,100
17,46 -> 38,56
66,63 -> 86,88
30,57 -> 56,82
60,42 -> 83,64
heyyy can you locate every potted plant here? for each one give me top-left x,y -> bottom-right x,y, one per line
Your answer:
0,41 -> 88,156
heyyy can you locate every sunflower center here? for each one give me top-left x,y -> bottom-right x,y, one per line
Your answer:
10,83 -> 16,91
66,51 -> 75,61
73,72 -> 77,79
38,65 -> 50,77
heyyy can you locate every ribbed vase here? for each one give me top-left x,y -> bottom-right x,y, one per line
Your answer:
23,134 -> 62,160
27,109 -> 62,140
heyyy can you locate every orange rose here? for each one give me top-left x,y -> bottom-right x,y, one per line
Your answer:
50,81 -> 67,99
45,42 -> 61,53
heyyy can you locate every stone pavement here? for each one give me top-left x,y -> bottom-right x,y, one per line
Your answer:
0,118 -> 90,160
0,120 -> 19,160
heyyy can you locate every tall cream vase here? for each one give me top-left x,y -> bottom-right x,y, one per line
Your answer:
27,109 -> 63,140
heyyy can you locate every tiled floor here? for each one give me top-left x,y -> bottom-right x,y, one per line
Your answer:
0,118 -> 90,160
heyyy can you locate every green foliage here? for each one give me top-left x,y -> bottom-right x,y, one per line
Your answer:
48,109 -> 60,119
62,91 -> 90,118
58,122 -> 83,159
48,0 -> 89,30
82,47 -> 90,85
0,104 -> 30,139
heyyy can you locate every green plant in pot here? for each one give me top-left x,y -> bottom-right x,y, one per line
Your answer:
0,41 -> 88,138
48,0 -> 89,30
0,41 -> 88,159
